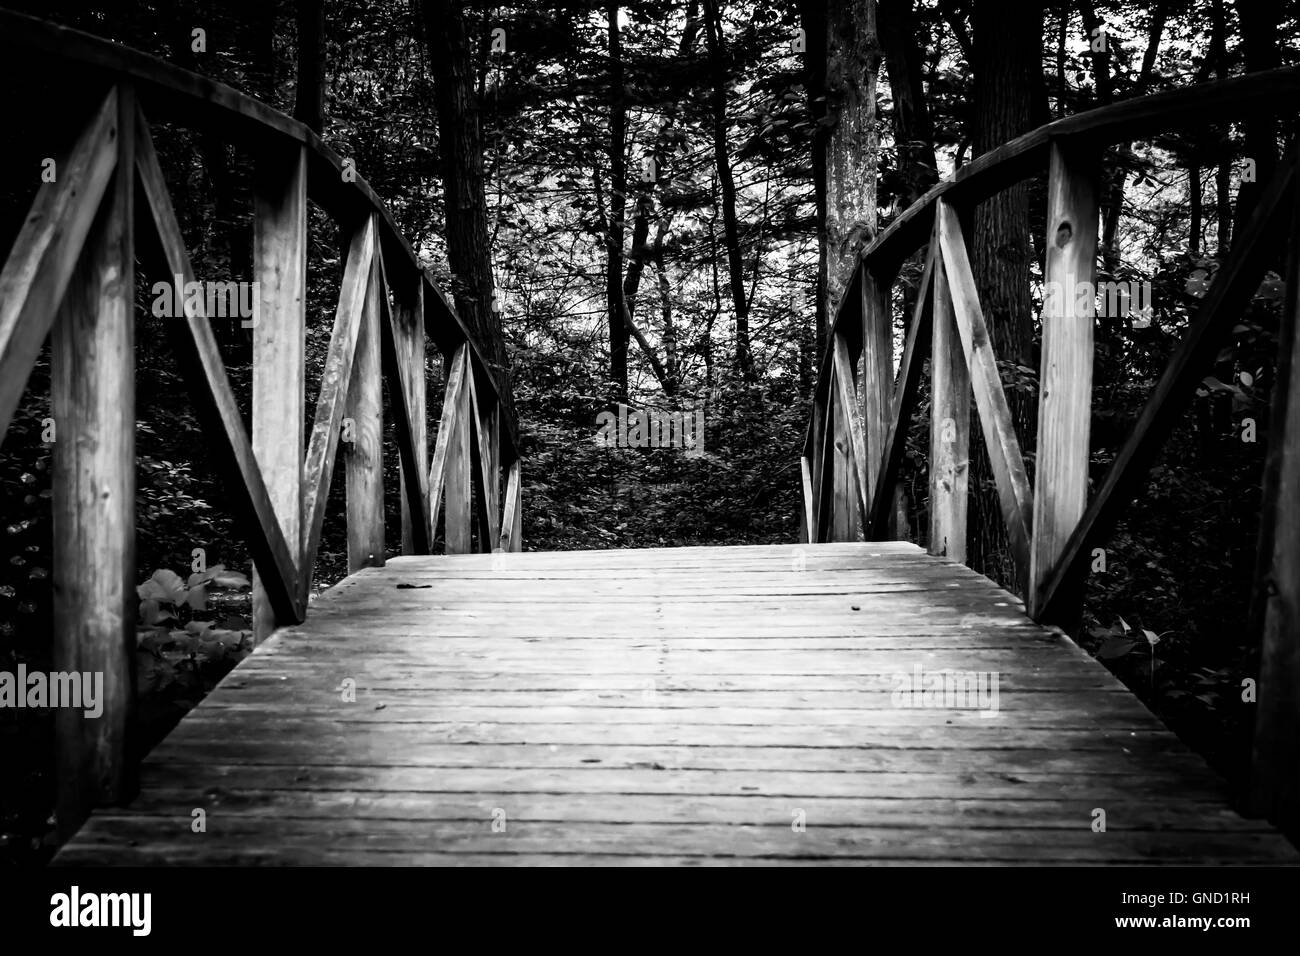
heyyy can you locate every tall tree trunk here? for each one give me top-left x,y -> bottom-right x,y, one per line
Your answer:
702,0 -> 753,380
605,3 -> 629,401
420,0 -> 507,389
294,0 -> 325,133
878,0 -> 937,210
821,0 -> 881,311
968,0 -> 1044,589
1233,0 -> 1281,231
654,220 -> 679,393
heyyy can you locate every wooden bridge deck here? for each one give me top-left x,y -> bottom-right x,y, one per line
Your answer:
56,542 -> 1296,865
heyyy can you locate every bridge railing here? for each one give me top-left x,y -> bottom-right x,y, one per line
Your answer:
803,69 -> 1300,833
0,12 -> 520,837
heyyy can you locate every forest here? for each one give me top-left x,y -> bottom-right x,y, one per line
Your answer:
0,0 -> 1296,865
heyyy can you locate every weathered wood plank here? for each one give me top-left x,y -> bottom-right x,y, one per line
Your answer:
301,214 -> 375,586
389,278 -> 430,554
1030,141 -> 1099,621
444,347 -> 473,553
832,332 -> 869,529
426,344 -> 468,540
251,143 -> 307,644
799,455 -> 815,544
50,84 -> 135,841
861,267 -> 894,498
499,458 -> 521,552
0,87 -> 119,441
134,108 -> 303,624
344,236 -> 385,573
936,200 -> 1034,582
928,250 -> 970,562
465,365 -> 500,549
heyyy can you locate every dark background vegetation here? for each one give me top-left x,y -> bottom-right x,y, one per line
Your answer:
0,0 -> 1296,864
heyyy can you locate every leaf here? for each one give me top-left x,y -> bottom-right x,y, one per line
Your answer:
1118,616 -> 1131,634
1098,637 -> 1136,660
1143,628 -> 1161,647
139,568 -> 186,605
185,584 -> 208,612
138,598 -> 176,627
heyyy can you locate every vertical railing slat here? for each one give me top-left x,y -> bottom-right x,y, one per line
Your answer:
1030,140 -> 1100,620
251,143 -> 307,644
344,235 -> 386,571
928,252 -> 970,563
51,84 -> 135,839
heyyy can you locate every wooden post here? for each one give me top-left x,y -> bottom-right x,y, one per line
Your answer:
444,348 -> 473,554
397,281 -> 428,554
1030,140 -> 1099,620
51,84 -> 135,839
829,365 -> 856,541
1250,175 -> 1300,835
251,144 -> 306,644
344,238 -> 385,572
928,254 -> 970,562
861,267 -> 893,517
499,458 -> 522,552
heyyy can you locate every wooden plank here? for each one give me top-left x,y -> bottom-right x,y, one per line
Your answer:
444,348 -> 473,554
829,364 -> 856,541
1029,141 -> 1100,621
832,333 -> 869,528
389,278 -> 430,555
869,246 -> 935,539
1036,153 -> 1298,624
465,367 -> 500,549
936,200 -> 1034,581
344,238 -> 386,573
50,84 -> 135,841
300,215 -> 375,586
861,267 -> 894,498
426,344 -> 469,539
251,143 -> 307,644
1250,169 -> 1300,833
0,87 -> 119,440
498,458 -> 521,552
927,251 -> 970,562
799,456 -> 815,544
133,108 -> 303,624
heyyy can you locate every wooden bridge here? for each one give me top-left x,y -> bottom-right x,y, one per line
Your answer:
1,13 -> 1297,864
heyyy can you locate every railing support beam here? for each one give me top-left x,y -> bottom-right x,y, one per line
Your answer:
1029,141 -> 1100,621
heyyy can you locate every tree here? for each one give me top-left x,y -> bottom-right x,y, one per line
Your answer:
294,0 -> 325,133
702,0 -> 754,380
605,3 -> 630,402
966,0 -> 1046,586
419,0 -> 507,389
